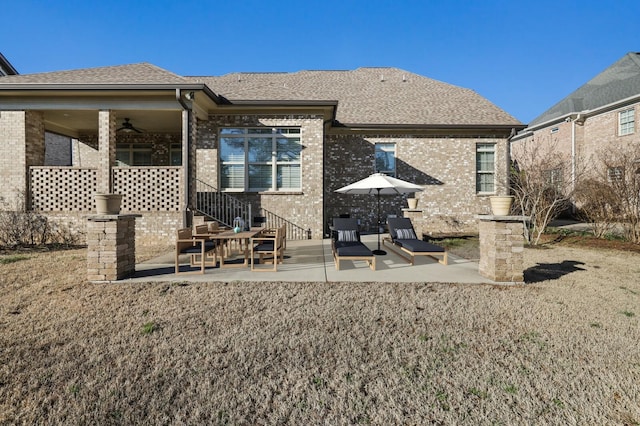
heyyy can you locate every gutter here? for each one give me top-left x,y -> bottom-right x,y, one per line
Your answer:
513,92 -> 640,140
176,88 -> 192,227
0,83 -> 223,104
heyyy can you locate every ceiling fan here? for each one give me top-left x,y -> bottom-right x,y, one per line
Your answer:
117,117 -> 143,133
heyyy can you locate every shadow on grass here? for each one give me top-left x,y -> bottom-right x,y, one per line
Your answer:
524,260 -> 586,283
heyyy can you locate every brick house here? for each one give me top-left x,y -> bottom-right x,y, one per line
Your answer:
510,52 -> 640,191
0,61 -> 523,245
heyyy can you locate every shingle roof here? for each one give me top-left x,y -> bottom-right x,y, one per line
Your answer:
529,52 -> 640,126
189,67 -> 521,126
0,63 -> 521,127
0,62 -> 188,85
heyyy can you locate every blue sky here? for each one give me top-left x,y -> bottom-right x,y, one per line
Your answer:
2,0 -> 638,123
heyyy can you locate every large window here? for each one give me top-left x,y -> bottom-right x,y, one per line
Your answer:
375,143 -> 396,177
220,127 -> 301,191
476,143 -> 496,193
116,143 -> 152,166
619,108 -> 635,136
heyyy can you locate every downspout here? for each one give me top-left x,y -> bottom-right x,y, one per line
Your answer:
570,113 -> 585,214
176,89 -> 192,227
571,116 -> 576,194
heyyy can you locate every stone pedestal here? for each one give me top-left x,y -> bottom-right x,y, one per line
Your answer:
476,215 -> 528,284
87,214 -> 140,282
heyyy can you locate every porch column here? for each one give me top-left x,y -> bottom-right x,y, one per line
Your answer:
0,111 -> 44,209
87,214 -> 140,281
181,109 -> 196,227
476,215 -> 528,284
97,110 -> 116,194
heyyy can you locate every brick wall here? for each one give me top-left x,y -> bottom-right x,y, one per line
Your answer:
325,134 -> 510,235
195,114 -> 325,239
512,102 -> 640,182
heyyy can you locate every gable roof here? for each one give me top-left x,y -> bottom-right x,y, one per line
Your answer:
189,67 -> 521,127
0,63 -> 522,128
529,52 -> 640,126
0,62 -> 189,85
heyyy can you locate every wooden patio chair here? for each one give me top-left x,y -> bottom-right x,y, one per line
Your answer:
175,227 -> 217,274
250,224 -> 286,271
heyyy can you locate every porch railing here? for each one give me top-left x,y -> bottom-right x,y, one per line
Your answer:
195,179 -> 309,240
195,179 -> 251,229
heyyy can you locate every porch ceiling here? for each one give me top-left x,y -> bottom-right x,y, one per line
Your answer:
44,109 -> 182,136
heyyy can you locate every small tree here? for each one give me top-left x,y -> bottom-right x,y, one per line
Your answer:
510,137 -> 577,245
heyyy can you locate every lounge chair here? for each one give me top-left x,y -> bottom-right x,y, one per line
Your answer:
331,218 -> 376,271
175,227 -> 217,274
384,217 -> 448,265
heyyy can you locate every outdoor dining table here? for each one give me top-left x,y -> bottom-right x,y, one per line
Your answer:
207,228 -> 263,268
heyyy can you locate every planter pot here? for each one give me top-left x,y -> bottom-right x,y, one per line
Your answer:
407,198 -> 418,209
94,193 -> 123,215
489,196 -> 514,216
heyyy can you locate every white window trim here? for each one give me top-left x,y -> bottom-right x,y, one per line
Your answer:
476,143 -> 496,194
619,107 -> 635,136
219,127 -> 302,192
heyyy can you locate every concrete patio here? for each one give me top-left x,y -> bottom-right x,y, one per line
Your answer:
127,234 -> 496,284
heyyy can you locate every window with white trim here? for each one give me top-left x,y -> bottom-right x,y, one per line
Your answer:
219,127 -> 301,191
476,143 -> 496,193
116,143 -> 152,166
374,143 -> 396,177
619,108 -> 635,136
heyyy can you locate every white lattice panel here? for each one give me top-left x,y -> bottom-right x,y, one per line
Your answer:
113,167 -> 182,212
30,167 -> 97,211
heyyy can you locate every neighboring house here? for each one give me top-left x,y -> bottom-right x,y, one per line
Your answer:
0,52 -> 18,76
0,61 -> 523,245
511,52 -> 640,191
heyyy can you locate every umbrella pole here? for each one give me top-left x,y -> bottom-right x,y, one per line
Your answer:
373,188 -> 387,256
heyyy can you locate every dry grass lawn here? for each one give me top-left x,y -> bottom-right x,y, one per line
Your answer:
1,242 -> 639,424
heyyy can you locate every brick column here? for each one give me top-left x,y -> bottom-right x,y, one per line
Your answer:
476,215 -> 528,283
87,214 -> 140,282
97,110 -> 116,194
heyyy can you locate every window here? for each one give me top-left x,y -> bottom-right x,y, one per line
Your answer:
544,168 -> 563,191
116,143 -> 152,166
219,127 -> 301,191
550,127 -> 559,134
476,143 -> 496,193
375,143 -> 396,177
169,143 -> 182,166
619,108 -> 635,136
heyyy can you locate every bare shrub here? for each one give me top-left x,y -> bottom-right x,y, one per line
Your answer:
574,179 -> 618,238
590,143 -> 640,243
510,138 -> 579,245
0,192 -> 79,248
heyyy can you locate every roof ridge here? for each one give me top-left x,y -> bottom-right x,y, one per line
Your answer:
627,52 -> 640,69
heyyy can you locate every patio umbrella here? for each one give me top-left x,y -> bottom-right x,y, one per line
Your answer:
335,173 -> 423,255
